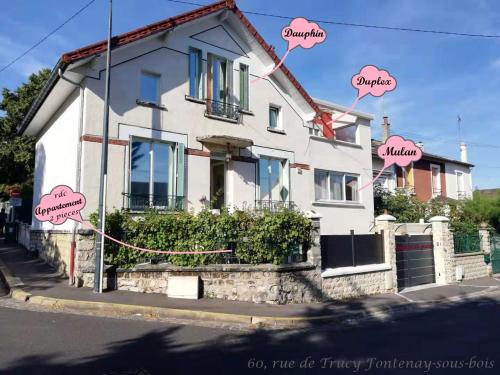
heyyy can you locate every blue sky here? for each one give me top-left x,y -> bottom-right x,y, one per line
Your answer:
1,0 -> 499,188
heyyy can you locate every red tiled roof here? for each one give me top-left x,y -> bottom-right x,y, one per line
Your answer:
60,0 -> 322,115
62,0 -> 228,63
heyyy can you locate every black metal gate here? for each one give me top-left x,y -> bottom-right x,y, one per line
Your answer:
321,231 -> 384,269
491,236 -> 500,275
396,234 -> 435,289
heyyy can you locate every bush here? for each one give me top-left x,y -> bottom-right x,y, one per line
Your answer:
463,191 -> 500,233
375,188 -> 426,223
91,208 -> 312,268
235,209 -> 312,265
374,188 -> 494,234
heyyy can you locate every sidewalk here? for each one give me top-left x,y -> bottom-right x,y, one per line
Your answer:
2,241 -> 500,327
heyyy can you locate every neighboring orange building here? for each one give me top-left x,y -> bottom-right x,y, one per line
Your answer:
372,117 -> 474,202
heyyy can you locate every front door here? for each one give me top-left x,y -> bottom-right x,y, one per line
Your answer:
210,160 -> 225,209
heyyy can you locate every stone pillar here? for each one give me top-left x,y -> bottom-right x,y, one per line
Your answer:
479,223 -> 492,276
305,211 -> 322,267
74,229 -> 96,287
374,214 -> 397,292
429,216 -> 455,284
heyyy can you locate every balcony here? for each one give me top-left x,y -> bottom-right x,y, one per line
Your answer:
205,99 -> 240,122
457,191 -> 470,200
254,200 -> 296,212
123,193 -> 185,212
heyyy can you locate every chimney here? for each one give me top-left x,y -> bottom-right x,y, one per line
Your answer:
460,141 -> 468,163
382,116 -> 390,142
416,141 -> 424,151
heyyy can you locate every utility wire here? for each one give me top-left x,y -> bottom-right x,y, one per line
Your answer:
3,0 -> 498,74
0,0 -> 97,74
399,130 -> 500,150
166,0 -> 500,39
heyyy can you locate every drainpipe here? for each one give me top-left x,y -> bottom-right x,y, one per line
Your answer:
58,68 -> 85,285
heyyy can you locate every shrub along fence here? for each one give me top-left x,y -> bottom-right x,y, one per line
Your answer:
79,208 -> 320,304
91,208 -> 312,269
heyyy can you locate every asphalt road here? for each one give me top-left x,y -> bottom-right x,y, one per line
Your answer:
0,293 -> 499,375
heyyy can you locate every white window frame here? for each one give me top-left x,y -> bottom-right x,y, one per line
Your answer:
188,47 -> 203,99
129,137 -> 177,208
239,63 -> 250,111
430,163 -> 441,197
309,122 -> 323,136
456,170 -> 465,198
207,53 -> 233,104
257,156 -> 290,202
268,104 -> 282,130
314,169 -> 361,203
334,123 -> 359,144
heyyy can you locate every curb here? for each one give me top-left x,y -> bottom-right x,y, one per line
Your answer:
2,256 -> 500,328
0,256 -> 348,327
0,258 -> 32,302
27,295 -> 254,325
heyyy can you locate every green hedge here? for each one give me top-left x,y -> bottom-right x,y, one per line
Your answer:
90,208 -> 312,268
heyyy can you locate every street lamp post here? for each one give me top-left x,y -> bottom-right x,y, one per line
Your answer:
94,0 -> 113,293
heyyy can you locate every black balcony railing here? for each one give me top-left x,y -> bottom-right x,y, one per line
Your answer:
205,99 -> 240,121
254,200 -> 295,212
123,193 -> 185,211
457,191 -> 470,200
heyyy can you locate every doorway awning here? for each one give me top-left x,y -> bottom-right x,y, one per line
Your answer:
196,135 -> 254,148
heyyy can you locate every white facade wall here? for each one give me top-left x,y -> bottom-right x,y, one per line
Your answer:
445,162 -> 473,200
33,13 -> 375,235
32,89 -> 80,230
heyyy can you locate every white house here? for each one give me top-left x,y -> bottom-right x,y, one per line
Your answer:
20,0 -> 375,271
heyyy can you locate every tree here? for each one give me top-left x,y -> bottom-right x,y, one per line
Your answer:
464,191 -> 500,232
375,187 -> 499,234
374,187 -> 426,223
0,69 -> 50,200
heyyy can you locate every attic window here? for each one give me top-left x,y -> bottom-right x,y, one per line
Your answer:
140,72 -> 160,104
189,48 -> 203,99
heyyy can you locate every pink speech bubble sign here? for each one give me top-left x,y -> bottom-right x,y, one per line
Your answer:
358,135 -> 422,191
331,65 -> 397,126
34,186 -> 233,255
34,185 -> 86,225
352,65 -> 397,100
252,17 -> 326,83
282,17 -> 327,51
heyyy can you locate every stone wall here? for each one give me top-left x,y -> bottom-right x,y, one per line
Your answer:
74,230 -> 96,286
30,229 -> 95,279
30,230 -> 72,275
455,252 -> 488,281
89,263 -> 323,305
322,270 -> 393,300
16,222 -> 31,250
